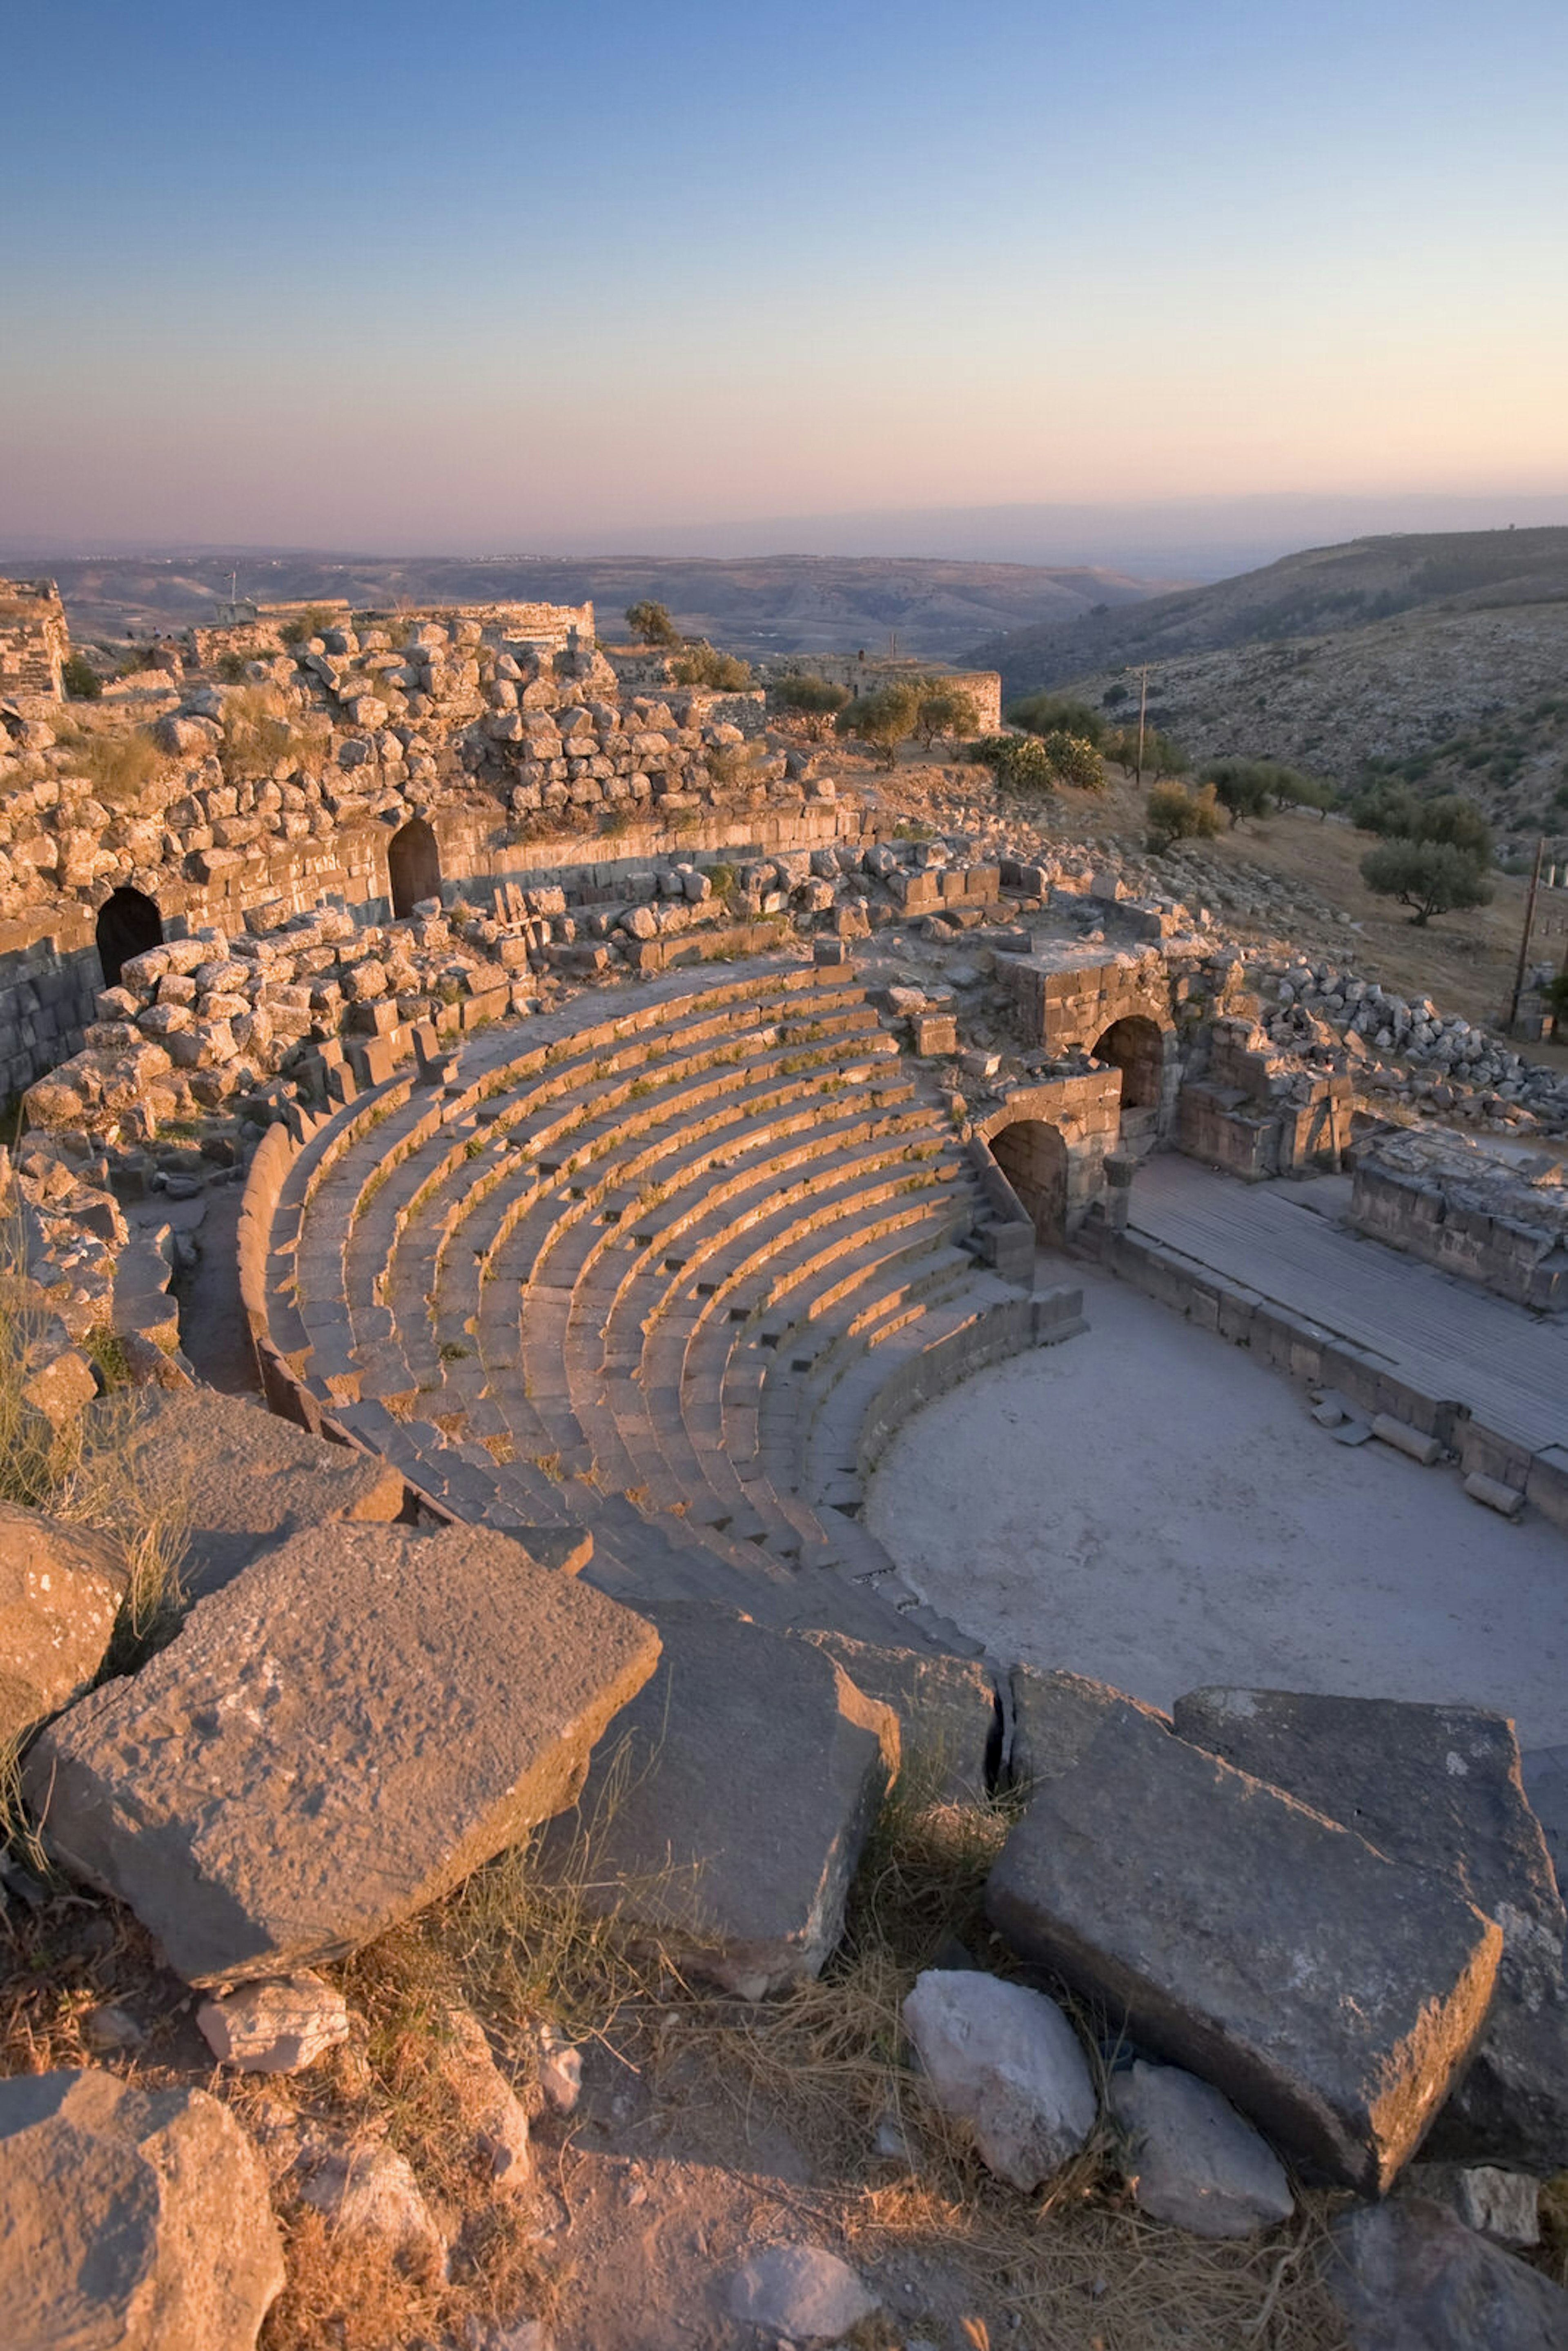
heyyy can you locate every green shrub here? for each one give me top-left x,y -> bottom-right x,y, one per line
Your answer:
624,599 -> 680,647
1005,691 -> 1105,746
1103,723 -> 1188,778
1039,729 -> 1104,791
836,683 -> 920,766
1147,781 -> 1223,848
278,604 -> 337,648
670,640 -> 751,690
769,673 -> 850,739
969,733 -> 1056,793
913,687 -> 980,750
60,653 -> 101,700
1359,839 -> 1494,925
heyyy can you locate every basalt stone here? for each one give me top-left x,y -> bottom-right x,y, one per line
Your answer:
538,1603 -> 896,1998
986,1671 -> 1501,2193
796,1629 -> 1000,1803
1174,1688 -> 1568,2172
79,1387 -> 407,1598
1325,2197 -> 1568,2351
25,1522 -> 659,1984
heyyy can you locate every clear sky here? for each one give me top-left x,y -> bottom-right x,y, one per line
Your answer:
3,0 -> 1566,553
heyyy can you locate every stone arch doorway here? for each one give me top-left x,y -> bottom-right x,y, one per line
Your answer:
388,817 -> 441,919
989,1120 -> 1068,1245
1091,1013 -> 1164,1109
96,886 -> 163,988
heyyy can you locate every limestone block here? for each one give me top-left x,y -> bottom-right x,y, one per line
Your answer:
537,1603 -> 896,1998
1109,2060 -> 1293,2239
81,1388 -> 406,1597
726,2246 -> 878,2342
1325,2198 -> 1568,2351
25,1521 -> 660,1984
0,2068 -> 284,2350
986,1671 -> 1501,2191
902,1968 -> 1096,2189
196,1972 -> 352,2074
0,1500 -> 128,1747
1172,1687 -> 1568,2172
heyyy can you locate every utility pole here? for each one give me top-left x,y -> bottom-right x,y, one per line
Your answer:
1135,664 -> 1148,786
1506,832 -> 1546,1033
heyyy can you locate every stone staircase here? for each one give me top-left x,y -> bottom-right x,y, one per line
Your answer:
246,957 -> 1068,1654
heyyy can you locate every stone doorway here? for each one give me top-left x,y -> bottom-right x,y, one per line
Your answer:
96,886 -> 163,988
1091,1013 -> 1166,1155
388,817 -> 441,919
989,1119 -> 1068,1244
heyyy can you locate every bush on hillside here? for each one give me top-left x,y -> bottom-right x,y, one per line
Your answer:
625,599 -> 680,647
670,640 -> 752,690
1146,780 -> 1223,849
1359,838 -> 1494,926
1103,723 -> 1188,779
1354,783 -> 1492,861
60,654 -> 102,700
968,733 -> 1056,793
278,605 -> 337,649
768,673 -> 849,739
836,682 -> 920,765
1005,691 -> 1105,746
913,686 -> 980,750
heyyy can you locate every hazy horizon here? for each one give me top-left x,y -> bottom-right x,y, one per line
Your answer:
4,2 -> 1566,553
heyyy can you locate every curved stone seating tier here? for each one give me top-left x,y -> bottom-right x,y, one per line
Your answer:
248,956 -> 1046,1654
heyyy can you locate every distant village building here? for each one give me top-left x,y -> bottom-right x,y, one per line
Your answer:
213,597 -> 260,626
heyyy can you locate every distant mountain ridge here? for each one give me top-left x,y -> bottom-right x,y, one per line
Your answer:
6,550 -> 1166,666
965,527 -> 1568,694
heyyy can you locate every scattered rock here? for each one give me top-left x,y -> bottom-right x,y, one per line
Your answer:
0,1500 -> 128,1748
901,1968 -> 1097,2190
1325,2197 -> 1568,2351
536,2024 -> 582,2116
1403,2161 -> 1541,2248
298,2137 -> 448,2273
196,1971 -> 352,2073
987,1670 -> 1502,2191
537,1603 -> 895,1998
0,2068 -> 284,2350
437,2003 -> 531,2194
25,1521 -> 660,1984
1109,2060 -> 1294,2239
726,2244 -> 879,2343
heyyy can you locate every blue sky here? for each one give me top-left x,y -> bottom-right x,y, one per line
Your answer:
3,0 -> 1566,551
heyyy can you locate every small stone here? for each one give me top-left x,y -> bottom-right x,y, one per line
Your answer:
1403,2161 -> 1541,2248
196,1972 -> 351,2073
901,1968 -> 1096,2190
537,2024 -> 582,2115
727,2245 -> 878,2343
1109,2061 -> 1293,2239
298,2137 -> 447,2272
80,2003 -> 146,2053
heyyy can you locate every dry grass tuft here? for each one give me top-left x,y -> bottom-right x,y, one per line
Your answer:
51,723 -> 172,808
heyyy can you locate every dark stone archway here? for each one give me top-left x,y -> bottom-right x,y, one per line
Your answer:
388,817 -> 441,919
96,886 -> 163,988
1091,1013 -> 1164,1109
990,1119 -> 1069,1245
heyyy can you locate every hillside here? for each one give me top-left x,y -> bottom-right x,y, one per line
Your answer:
10,549 -> 1163,665
968,527 -> 1568,690
970,528 -> 1568,857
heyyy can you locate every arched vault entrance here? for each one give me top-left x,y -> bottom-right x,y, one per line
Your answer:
1091,1013 -> 1164,1109
96,887 -> 163,988
989,1120 -> 1068,1245
388,818 -> 441,919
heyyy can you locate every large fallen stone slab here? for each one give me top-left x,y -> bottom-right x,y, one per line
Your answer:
25,1522 -> 659,1984
80,1386 -> 406,1598
538,1603 -> 896,1998
0,1500 -> 127,1747
985,1670 -> 1502,2193
1174,1687 -> 1568,2171
902,1967 -> 1096,2189
796,1628 -> 1000,1803
0,2068 -> 284,2350
1325,2197 -> 1568,2351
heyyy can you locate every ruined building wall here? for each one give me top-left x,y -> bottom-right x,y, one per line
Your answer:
0,579 -> 69,703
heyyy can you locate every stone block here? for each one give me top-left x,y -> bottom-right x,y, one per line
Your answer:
0,1501 -> 128,1747
0,2069 -> 284,2351
25,1522 -> 660,1984
1173,1687 -> 1568,2172
987,1671 -> 1502,2190
1325,2198 -> 1568,2351
794,1628 -> 999,1803
537,1602 -> 895,1998
80,1388 -> 407,1599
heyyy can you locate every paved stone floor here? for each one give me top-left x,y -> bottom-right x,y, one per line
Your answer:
1129,1155 -> 1568,1455
865,1256 -> 1568,1748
